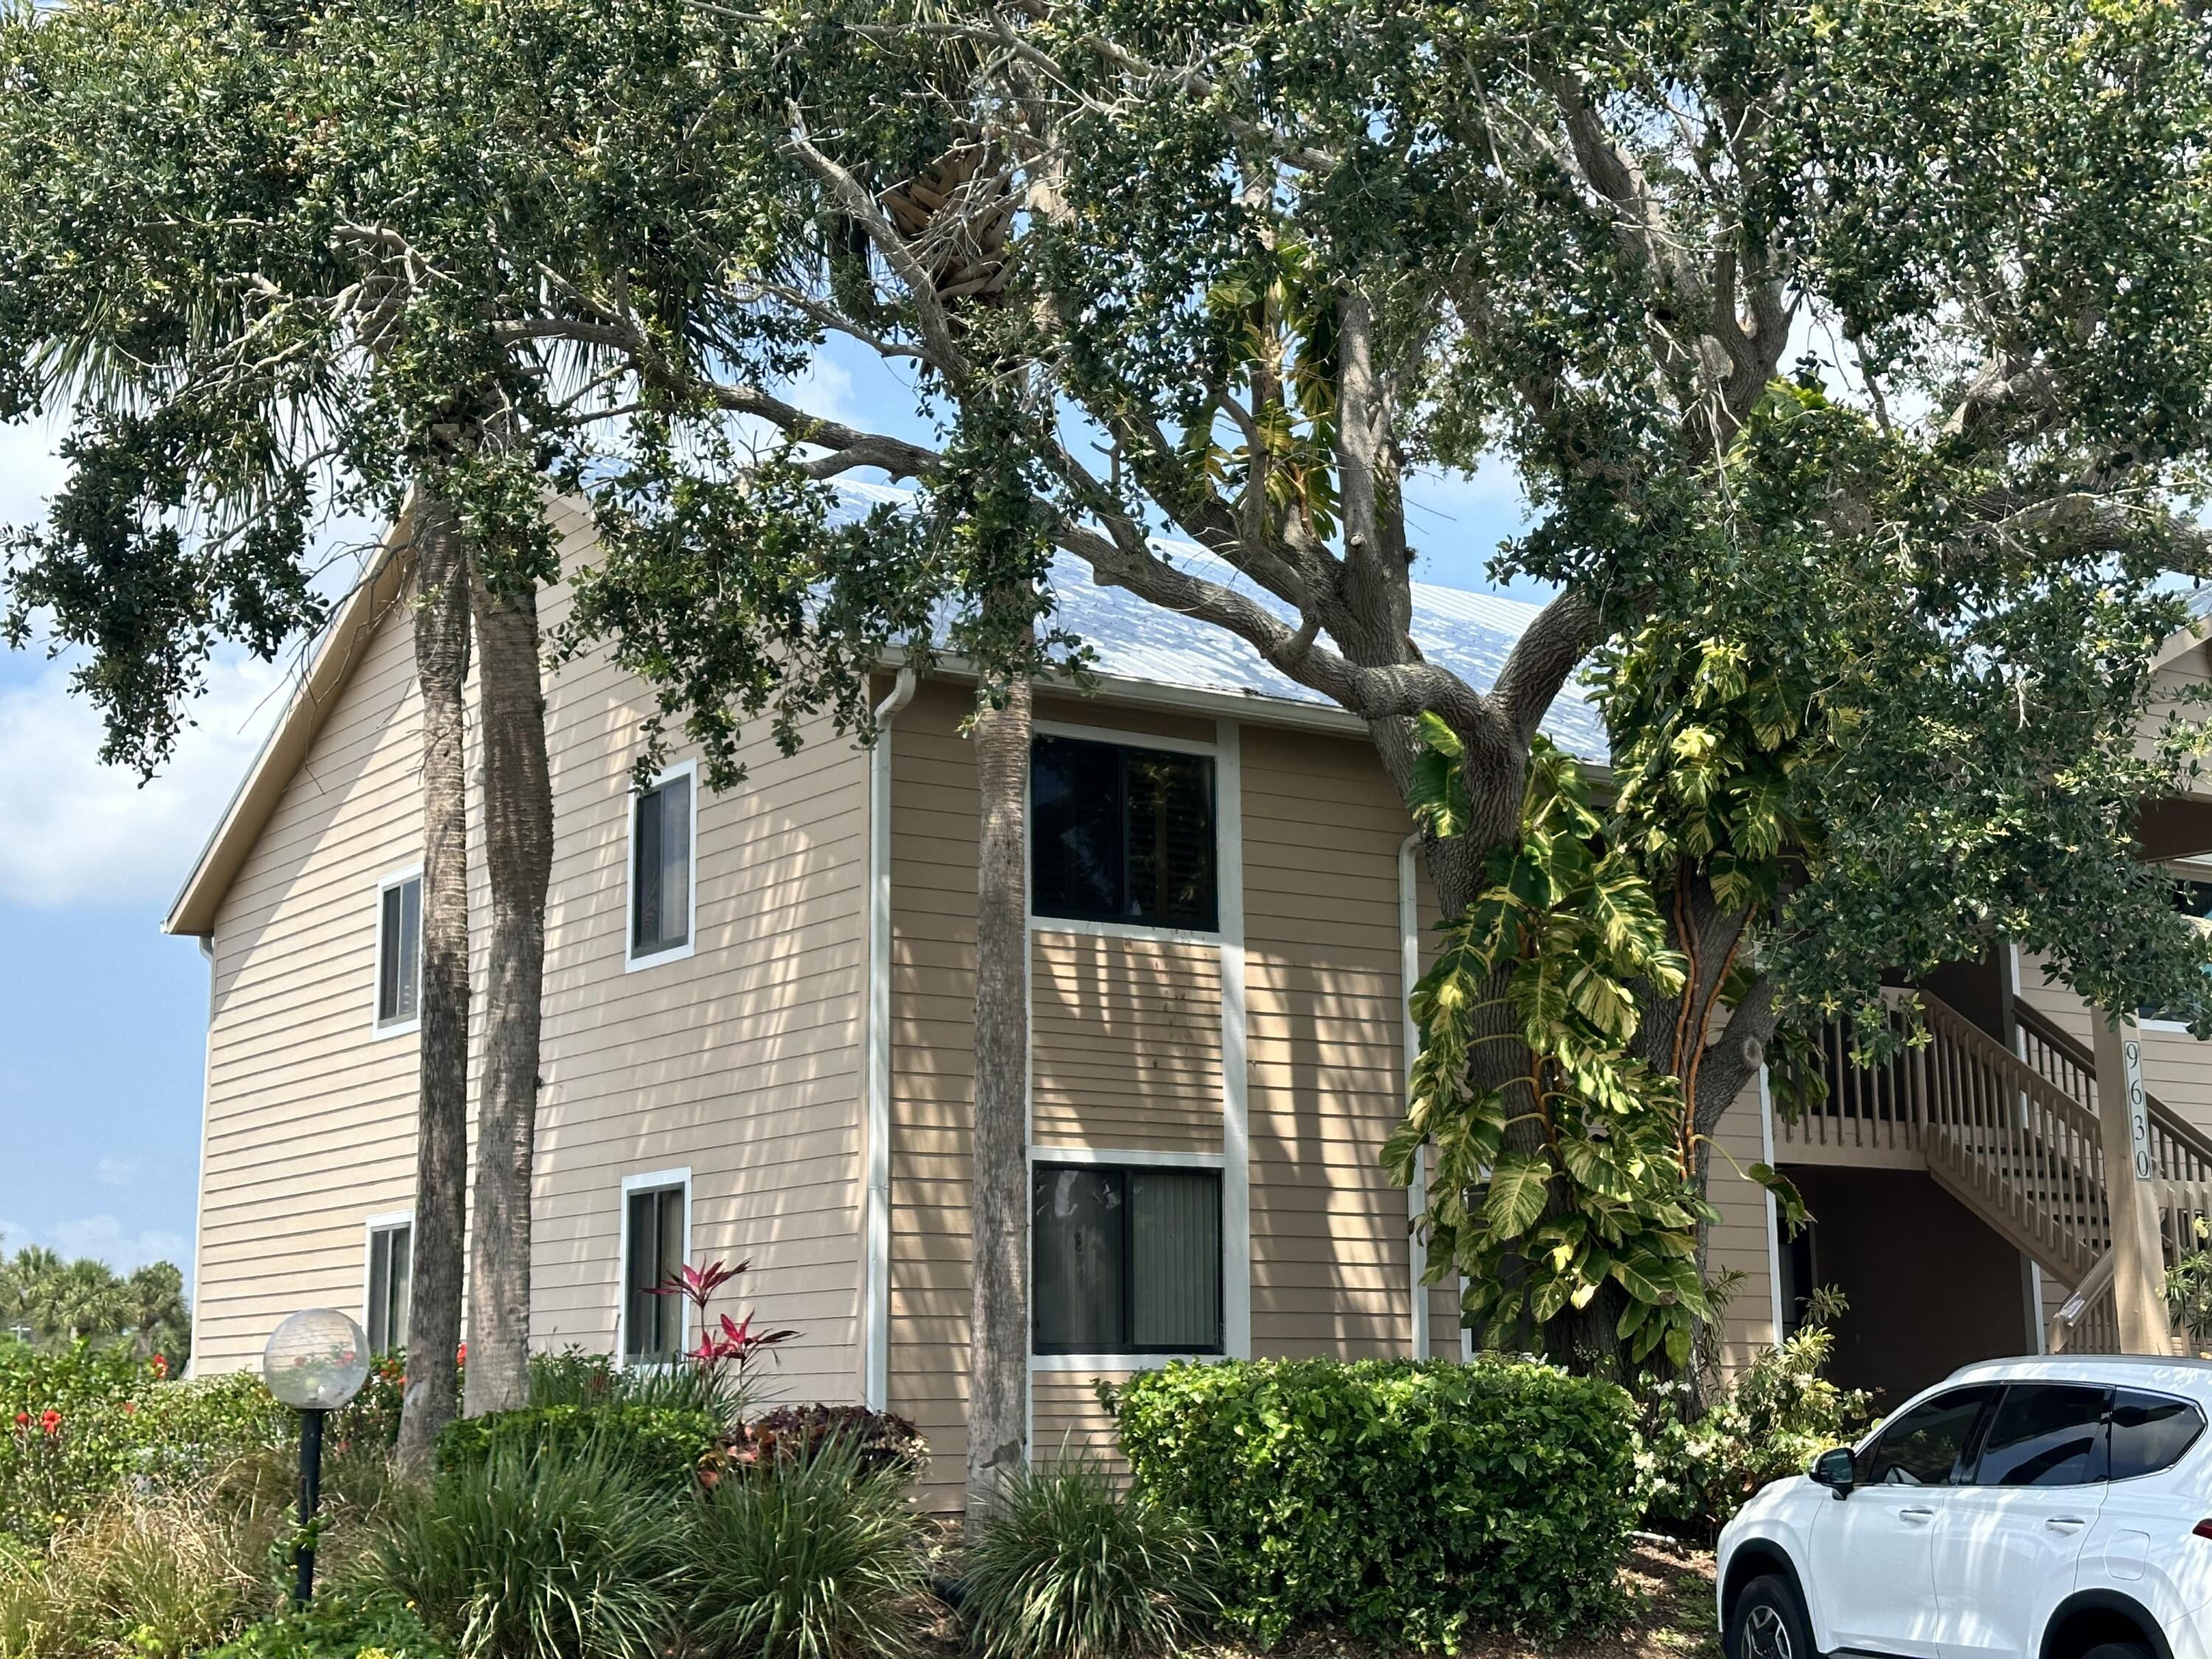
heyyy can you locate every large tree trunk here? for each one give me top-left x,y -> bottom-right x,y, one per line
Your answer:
965,666 -> 1032,1527
463,573 -> 554,1417
396,501 -> 473,1472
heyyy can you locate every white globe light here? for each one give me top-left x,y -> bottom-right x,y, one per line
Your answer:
261,1309 -> 371,1411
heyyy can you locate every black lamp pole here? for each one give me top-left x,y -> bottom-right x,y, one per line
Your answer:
293,1406 -> 327,1605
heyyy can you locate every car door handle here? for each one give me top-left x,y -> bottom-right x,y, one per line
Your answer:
2046,1516 -> 2089,1531
1900,1507 -> 1937,1523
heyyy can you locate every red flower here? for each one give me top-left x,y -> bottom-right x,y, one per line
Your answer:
456,1343 -> 467,1364
149,1354 -> 169,1380
121,1401 -> 136,1415
11,1412 -> 26,1429
38,1410 -> 60,1436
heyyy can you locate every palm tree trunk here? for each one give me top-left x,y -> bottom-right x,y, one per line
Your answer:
965,664 -> 1032,1526
464,571 -> 554,1416
396,499 -> 473,1472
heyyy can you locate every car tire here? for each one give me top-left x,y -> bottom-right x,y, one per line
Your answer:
2081,1644 -> 2154,1659
1728,1574 -> 1815,1659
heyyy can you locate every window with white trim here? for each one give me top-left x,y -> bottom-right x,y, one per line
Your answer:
630,771 -> 694,961
623,1183 -> 688,1363
366,1220 -> 412,1352
1031,736 -> 1217,931
375,874 -> 422,1029
1032,1163 -> 1222,1354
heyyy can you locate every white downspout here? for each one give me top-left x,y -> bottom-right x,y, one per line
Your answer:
863,667 -> 917,1411
1399,834 -> 1428,1360
187,933 -> 215,1378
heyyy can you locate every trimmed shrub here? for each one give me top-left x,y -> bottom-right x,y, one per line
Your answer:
434,1403 -> 718,1495
708,1406 -> 927,1484
203,1593 -> 448,1659
1635,1325 -> 1872,1538
961,1458 -> 1216,1659
679,1436 -> 928,1659
358,1441 -> 681,1659
1111,1356 -> 1636,1649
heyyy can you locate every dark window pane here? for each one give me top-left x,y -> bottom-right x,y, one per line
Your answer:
396,880 -> 420,1023
1974,1385 -> 2109,1486
633,779 -> 692,955
378,886 -> 403,1023
2110,1389 -> 2205,1480
367,1229 -> 391,1351
367,1224 -> 411,1352
1124,751 -> 1217,930
626,1189 -> 685,1362
1130,1170 -> 1221,1349
1865,1386 -> 1997,1486
1032,739 -> 1122,920
1033,1167 -> 1127,1351
659,776 -> 691,947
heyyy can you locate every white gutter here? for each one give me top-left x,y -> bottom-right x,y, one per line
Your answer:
184,934 -> 216,1378
1399,833 -> 1428,1360
863,667 -> 917,1411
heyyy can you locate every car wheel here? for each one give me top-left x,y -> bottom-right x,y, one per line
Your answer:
2080,1644 -> 2154,1659
1728,1574 -> 1815,1659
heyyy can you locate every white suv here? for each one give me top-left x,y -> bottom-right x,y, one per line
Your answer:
1717,1356 -> 2212,1659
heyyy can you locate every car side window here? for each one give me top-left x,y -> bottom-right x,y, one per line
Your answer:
1970,1384 -> 2110,1486
2110,1389 -> 2207,1481
1862,1386 -> 1999,1486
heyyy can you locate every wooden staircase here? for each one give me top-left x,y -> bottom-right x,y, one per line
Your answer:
1775,988 -> 2212,1354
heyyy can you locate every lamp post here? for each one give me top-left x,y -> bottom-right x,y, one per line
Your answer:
261,1309 -> 370,1604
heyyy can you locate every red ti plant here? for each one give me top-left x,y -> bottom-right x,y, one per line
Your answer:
650,1259 -> 796,1418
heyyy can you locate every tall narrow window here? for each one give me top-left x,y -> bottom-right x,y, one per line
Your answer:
1032,1164 -> 1222,1354
624,1183 -> 688,1363
1032,737 -> 1217,931
366,1220 -> 412,1352
631,772 -> 693,961
375,874 -> 422,1029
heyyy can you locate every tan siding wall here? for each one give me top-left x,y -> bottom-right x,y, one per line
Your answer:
1242,726 -> 1419,1360
2016,949 -> 2212,1147
1032,933 -> 1222,1154
198,582 -> 429,1367
1032,1372 -> 1128,1471
1708,1078 -> 1781,1371
195,499 -> 869,1392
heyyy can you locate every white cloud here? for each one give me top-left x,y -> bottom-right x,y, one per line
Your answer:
0,418 -> 67,535
95,1158 -> 143,1189
0,650 -> 290,908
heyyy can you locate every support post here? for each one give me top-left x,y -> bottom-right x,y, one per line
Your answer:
293,1407 -> 326,1605
2093,1010 -> 2171,1354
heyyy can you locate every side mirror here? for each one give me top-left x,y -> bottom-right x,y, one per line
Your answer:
1810,1446 -> 1857,1499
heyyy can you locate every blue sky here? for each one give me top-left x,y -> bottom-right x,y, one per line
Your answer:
0,338 -> 1540,1294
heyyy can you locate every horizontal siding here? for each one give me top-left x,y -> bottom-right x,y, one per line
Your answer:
1033,1371 -> 1128,1475
195,496 -> 867,1397
1241,725 -> 1419,1360
1031,931 -> 1222,1153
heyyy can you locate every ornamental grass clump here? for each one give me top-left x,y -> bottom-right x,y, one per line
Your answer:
678,1435 -> 929,1659
0,1487 -> 273,1659
358,1441 -> 681,1659
961,1458 -> 1217,1659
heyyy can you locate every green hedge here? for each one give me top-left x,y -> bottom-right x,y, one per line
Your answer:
434,1402 -> 718,1495
1111,1357 -> 1637,1649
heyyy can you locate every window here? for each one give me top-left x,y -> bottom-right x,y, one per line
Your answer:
622,1182 -> 687,1363
1862,1385 -> 1998,1486
1032,737 -> 1217,932
365,1220 -> 412,1353
1970,1384 -> 2109,1486
630,769 -> 694,962
1032,1163 -> 1222,1354
375,874 -> 422,1029
2110,1388 -> 2205,1479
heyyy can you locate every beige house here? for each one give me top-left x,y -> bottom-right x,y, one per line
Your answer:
164,500 -> 2212,1503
